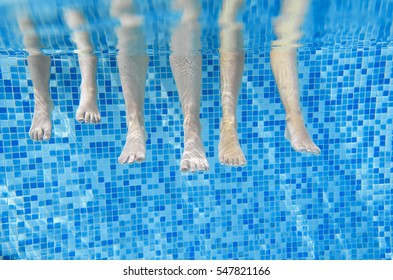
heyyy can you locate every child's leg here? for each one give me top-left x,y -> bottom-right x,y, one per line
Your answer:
18,17 -> 53,141
64,9 -> 100,124
27,55 -> 53,141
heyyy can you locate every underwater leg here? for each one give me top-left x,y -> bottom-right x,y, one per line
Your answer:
270,47 -> 320,155
27,55 -> 53,141
117,55 -> 149,164
170,54 -> 209,172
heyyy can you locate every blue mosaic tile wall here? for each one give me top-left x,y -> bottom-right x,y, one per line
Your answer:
0,0 -> 393,260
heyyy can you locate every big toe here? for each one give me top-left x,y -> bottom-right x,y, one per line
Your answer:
43,127 -> 52,140
76,111 -> 85,122
180,159 -> 191,172
135,152 -> 146,163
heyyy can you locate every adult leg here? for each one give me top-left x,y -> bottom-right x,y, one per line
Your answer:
170,0 -> 209,172
111,0 -> 149,164
170,54 -> 209,172
117,56 -> 148,164
218,0 -> 246,166
270,0 -> 320,155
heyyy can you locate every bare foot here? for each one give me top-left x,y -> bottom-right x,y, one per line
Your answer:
76,86 -> 101,124
218,120 -> 246,166
118,122 -> 147,164
284,115 -> 320,155
29,97 -> 53,141
180,120 -> 209,172
76,55 -> 100,124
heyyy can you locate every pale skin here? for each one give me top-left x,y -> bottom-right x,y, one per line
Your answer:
27,55 -> 53,141
18,17 -> 53,141
19,0 -> 319,163
170,0 -> 209,172
19,11 -> 99,142
113,0 -> 209,170
111,0 -> 149,164
116,56 -> 148,164
64,9 -> 100,124
218,0 -> 247,166
270,0 -> 320,155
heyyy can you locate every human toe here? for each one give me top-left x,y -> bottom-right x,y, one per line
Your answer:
76,111 -> 85,122
309,144 -> 321,155
43,128 -> 51,140
135,152 -> 146,163
127,154 -> 136,164
94,114 -> 101,124
292,141 -> 307,153
180,159 -> 191,172
118,154 -> 128,164
85,113 -> 92,123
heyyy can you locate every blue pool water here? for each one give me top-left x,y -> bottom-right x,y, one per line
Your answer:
0,0 -> 392,260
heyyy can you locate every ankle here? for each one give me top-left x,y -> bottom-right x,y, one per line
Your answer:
221,117 -> 237,129
183,113 -> 201,128
127,113 -> 144,128
34,99 -> 53,112
286,111 -> 303,123
80,84 -> 97,95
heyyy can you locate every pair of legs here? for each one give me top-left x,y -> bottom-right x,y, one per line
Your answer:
219,0 -> 320,157
167,0 -> 247,172
19,11 -> 100,141
115,0 -> 245,171
114,0 -> 210,171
